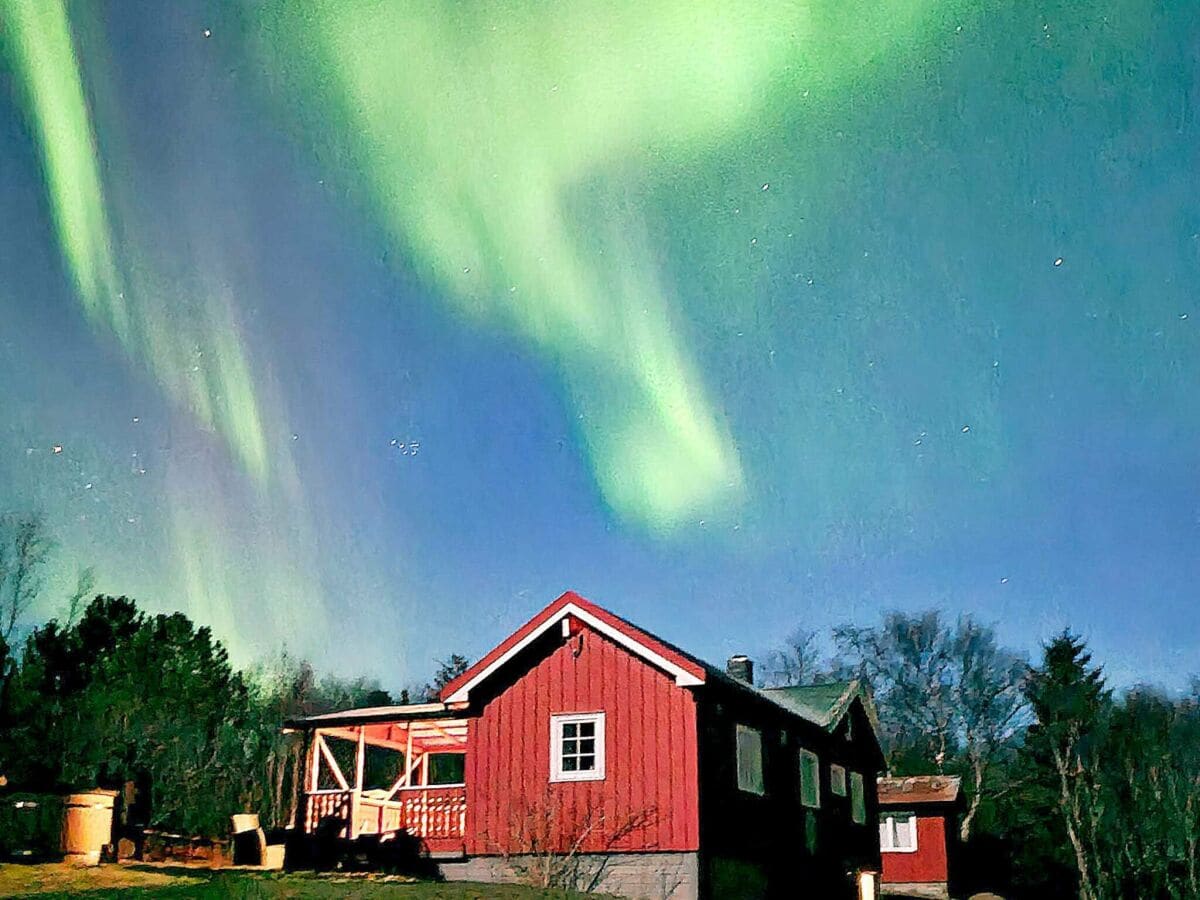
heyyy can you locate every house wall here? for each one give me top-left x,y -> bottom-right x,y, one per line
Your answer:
696,689 -> 883,899
881,812 -> 949,886
463,623 -> 700,856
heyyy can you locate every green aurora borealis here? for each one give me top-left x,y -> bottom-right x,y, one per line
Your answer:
1,0 -> 1198,684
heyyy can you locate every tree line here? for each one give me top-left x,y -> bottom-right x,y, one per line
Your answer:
0,513 -> 467,838
3,512 -> 1196,896
763,611 -> 1200,899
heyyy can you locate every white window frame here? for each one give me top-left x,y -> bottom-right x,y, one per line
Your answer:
880,813 -> 919,853
850,771 -> 866,824
735,725 -> 765,795
550,712 -> 605,782
830,763 -> 847,797
799,749 -> 821,809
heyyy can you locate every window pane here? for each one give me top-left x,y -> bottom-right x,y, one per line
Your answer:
896,816 -> 915,850
831,764 -> 847,796
850,772 -> 866,824
879,820 -> 890,850
799,750 -> 820,808
551,713 -> 605,782
736,725 -> 765,795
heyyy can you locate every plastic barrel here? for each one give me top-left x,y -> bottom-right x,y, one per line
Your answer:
61,790 -> 118,866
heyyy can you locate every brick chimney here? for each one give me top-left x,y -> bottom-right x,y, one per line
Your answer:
726,654 -> 754,685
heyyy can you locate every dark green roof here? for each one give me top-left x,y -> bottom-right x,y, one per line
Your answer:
760,680 -> 880,734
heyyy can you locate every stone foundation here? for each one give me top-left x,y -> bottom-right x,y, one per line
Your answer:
881,882 -> 950,900
439,851 -> 700,900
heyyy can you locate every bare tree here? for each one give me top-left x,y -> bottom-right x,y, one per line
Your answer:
833,610 -> 1029,841
835,611 -> 960,769
761,628 -> 825,688
0,514 -> 54,641
954,619 -> 1031,840
64,566 -> 96,628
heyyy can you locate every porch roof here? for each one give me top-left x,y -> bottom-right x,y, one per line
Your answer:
285,701 -> 453,730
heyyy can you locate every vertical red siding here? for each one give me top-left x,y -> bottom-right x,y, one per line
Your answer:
881,813 -> 950,885
464,623 -> 700,855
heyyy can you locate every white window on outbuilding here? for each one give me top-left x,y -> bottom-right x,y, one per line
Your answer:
736,725 -> 765,795
850,771 -> 867,824
799,749 -> 821,808
880,813 -> 918,852
830,763 -> 847,796
550,712 -> 605,782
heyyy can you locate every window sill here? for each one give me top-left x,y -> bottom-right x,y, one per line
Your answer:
550,771 -> 606,783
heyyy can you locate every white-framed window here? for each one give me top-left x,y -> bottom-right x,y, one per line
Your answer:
736,725 -> 765,795
799,749 -> 820,808
880,813 -> 918,852
850,771 -> 866,824
550,713 -> 605,782
830,763 -> 847,796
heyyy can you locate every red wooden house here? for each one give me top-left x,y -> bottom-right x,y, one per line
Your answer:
287,591 -> 886,899
877,775 -> 961,899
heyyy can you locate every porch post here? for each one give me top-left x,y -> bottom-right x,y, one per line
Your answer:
404,726 -> 414,787
293,729 -> 314,833
350,725 -> 366,839
308,730 -> 321,791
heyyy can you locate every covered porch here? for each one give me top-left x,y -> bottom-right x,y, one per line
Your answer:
287,703 -> 469,851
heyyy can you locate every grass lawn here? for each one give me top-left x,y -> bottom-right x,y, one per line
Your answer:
0,864 -> 604,899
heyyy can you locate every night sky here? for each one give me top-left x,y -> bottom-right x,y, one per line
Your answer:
2,0 -> 1197,690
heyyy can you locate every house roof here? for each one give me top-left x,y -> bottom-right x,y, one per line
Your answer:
439,591 -> 880,746
877,775 -> 962,806
283,593 -> 884,761
761,681 -> 877,731
440,591 -> 708,704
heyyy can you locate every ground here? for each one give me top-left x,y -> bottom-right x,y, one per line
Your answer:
0,864 -> 606,898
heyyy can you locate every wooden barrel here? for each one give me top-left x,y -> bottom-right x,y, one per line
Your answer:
61,790 -> 118,866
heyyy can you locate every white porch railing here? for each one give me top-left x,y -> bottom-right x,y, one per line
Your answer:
305,784 -> 467,840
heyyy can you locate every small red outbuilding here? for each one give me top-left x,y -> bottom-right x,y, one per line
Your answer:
877,775 -> 961,900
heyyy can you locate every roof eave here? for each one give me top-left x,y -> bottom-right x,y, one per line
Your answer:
284,701 -> 455,730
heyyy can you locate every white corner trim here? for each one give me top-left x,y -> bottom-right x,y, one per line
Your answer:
446,602 -> 704,703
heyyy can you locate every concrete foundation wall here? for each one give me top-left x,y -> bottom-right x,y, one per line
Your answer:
881,882 -> 950,900
440,851 -> 700,900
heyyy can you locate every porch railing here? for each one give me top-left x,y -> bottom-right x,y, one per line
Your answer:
305,785 -> 467,840
305,789 -> 351,833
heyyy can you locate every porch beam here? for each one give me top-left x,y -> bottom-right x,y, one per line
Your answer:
383,751 -> 425,802
350,726 -> 366,839
406,726 -> 414,787
319,725 -> 409,752
315,732 -> 350,790
307,731 -> 320,792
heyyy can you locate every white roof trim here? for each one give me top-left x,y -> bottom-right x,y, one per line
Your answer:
446,602 -> 703,703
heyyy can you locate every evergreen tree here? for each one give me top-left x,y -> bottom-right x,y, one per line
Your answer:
1023,631 -> 1110,900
